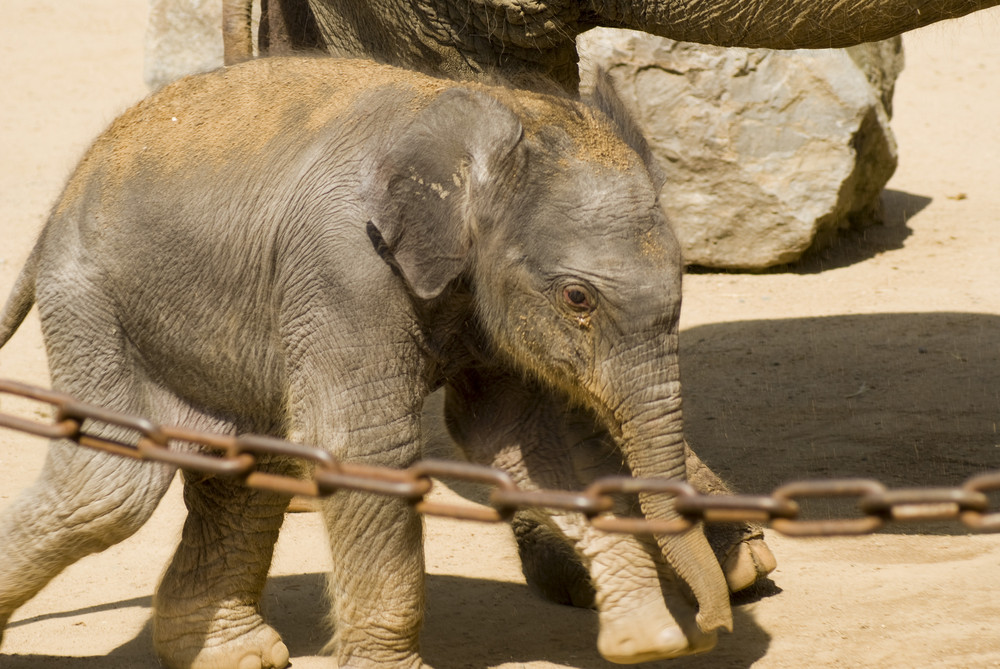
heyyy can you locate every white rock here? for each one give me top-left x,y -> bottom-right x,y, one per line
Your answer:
579,29 -> 903,269
144,0 -> 240,90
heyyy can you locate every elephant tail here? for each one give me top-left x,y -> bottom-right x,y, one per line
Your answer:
0,244 -> 39,349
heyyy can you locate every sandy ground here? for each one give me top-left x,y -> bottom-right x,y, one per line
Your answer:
1,2 -> 999,667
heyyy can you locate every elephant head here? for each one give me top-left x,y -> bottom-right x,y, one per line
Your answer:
226,0 -> 1000,91
366,83 -> 732,656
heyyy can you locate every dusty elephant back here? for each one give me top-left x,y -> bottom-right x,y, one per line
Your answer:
53,58 -> 454,218
52,57 -> 641,224
33,58 -> 467,423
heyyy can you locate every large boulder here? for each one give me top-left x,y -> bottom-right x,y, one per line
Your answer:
579,30 -> 904,270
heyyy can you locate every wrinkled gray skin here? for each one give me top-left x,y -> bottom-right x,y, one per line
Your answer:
0,57 -> 747,667
224,0 -> 782,601
220,0 -> 999,602
224,0 -> 1000,92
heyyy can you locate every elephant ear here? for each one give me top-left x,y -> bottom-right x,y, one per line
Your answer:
370,87 -> 524,300
586,67 -> 666,192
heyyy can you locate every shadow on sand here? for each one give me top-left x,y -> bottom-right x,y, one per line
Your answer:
0,571 -> 772,668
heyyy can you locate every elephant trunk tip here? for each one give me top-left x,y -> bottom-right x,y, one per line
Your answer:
698,607 -> 734,635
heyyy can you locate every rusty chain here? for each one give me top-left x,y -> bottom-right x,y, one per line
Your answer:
0,378 -> 998,536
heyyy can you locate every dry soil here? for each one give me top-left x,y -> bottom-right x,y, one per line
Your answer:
1,2 -> 998,668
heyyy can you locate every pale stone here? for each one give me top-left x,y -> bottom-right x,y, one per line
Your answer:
145,0 -> 252,89
579,30 -> 903,269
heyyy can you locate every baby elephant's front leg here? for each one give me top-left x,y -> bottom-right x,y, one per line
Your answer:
322,492 -> 426,668
154,475 -> 291,669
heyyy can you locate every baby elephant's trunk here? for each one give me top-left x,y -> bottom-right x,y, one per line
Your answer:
612,387 -> 733,658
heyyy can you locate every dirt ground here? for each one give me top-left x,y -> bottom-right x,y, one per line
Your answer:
1,2 -> 998,667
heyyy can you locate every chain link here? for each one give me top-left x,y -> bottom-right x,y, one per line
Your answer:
1,378 -> 998,537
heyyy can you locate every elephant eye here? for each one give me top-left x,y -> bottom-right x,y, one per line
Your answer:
562,284 -> 595,312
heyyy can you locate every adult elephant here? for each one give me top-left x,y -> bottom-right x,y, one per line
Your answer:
224,0 -> 1000,92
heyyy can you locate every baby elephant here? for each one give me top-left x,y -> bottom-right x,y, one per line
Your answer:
0,57 -> 763,667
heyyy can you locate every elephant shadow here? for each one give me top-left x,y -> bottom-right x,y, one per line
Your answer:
426,308 -> 999,537
421,574 -> 770,669
681,310 -> 1000,535
0,572 -> 772,668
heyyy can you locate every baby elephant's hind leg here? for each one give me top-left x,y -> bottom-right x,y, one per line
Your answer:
0,443 -> 175,637
0,276 -> 180,643
153,473 -> 291,669
0,403 -> 176,641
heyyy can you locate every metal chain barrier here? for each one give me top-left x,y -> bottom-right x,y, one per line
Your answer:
1,378 -> 998,536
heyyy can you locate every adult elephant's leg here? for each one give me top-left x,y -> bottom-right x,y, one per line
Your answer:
259,0 -> 324,56
222,0 -> 254,64
153,473 -> 291,669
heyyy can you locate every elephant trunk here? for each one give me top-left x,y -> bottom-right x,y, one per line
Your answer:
591,0 -> 1000,49
616,380 -> 732,635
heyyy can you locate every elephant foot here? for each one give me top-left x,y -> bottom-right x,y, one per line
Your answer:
154,614 -> 289,669
596,572 -> 718,664
705,523 -> 777,593
722,535 -> 777,593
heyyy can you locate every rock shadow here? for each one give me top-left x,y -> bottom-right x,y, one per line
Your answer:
685,189 -> 931,275
780,189 -> 931,274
